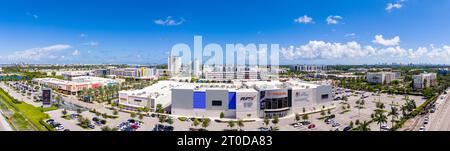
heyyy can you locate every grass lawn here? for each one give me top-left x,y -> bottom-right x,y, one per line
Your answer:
15,102 -> 50,131
36,105 -> 59,112
0,88 -> 51,131
339,110 -> 352,114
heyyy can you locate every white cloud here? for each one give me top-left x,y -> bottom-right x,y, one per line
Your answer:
80,33 -> 88,38
344,33 -> 356,37
280,39 -> 437,62
372,35 -> 400,46
26,12 -> 39,19
7,44 -> 72,61
386,0 -> 404,12
326,15 -> 343,24
154,16 -> 185,26
281,41 -> 376,60
72,50 -> 80,56
82,41 -> 99,47
378,46 -> 407,57
427,45 -> 450,60
294,15 -> 314,24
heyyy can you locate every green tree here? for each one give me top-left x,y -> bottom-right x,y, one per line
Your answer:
373,112 -> 388,131
62,109 -> 68,116
201,118 -> 210,130
156,104 -> 164,113
272,115 -> 279,126
263,117 -> 270,127
220,112 -> 225,119
166,118 -> 174,125
355,121 -> 371,131
295,114 -> 301,122
130,112 -> 136,118
302,114 -> 309,121
227,121 -> 235,129
237,119 -> 244,130
388,107 -> 399,128
193,118 -> 200,128
76,108 -> 82,114
138,114 -> 144,120
113,110 -> 118,115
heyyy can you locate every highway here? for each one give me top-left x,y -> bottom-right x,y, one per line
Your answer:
428,89 -> 450,131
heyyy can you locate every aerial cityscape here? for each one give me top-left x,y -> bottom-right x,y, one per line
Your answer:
1,0 -> 450,133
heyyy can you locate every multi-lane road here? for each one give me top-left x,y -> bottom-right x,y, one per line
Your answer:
428,89 -> 450,131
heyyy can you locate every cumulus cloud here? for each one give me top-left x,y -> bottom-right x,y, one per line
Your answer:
72,50 -> 80,56
294,15 -> 314,24
344,33 -> 356,37
326,15 -> 343,24
386,0 -> 404,12
154,16 -> 185,26
279,39 -> 443,62
7,44 -> 72,61
280,41 -> 376,60
427,45 -> 450,60
26,12 -> 39,19
372,35 -> 400,46
82,41 -> 99,47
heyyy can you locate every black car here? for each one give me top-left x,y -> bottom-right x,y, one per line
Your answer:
328,114 -> 336,119
343,126 -> 352,131
92,117 -> 99,122
164,126 -> 174,131
300,121 -> 311,125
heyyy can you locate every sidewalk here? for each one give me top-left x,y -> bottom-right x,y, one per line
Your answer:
0,111 -> 13,131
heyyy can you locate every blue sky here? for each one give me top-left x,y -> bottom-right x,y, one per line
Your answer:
1,0 -> 450,65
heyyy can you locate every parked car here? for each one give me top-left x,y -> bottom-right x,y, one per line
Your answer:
419,125 -> 426,131
293,123 -> 302,128
88,124 -> 95,129
308,124 -> 316,129
430,108 -> 436,113
381,124 -> 390,130
343,126 -> 352,131
300,121 -> 311,125
258,127 -> 271,131
332,122 -> 341,127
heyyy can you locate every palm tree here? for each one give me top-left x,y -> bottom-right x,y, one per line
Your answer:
263,117 -> 270,127
227,121 -> 235,130
237,119 -> 244,130
356,121 -> 371,131
302,114 -> 309,122
272,115 -> 279,127
295,114 -> 301,122
388,107 -> 399,128
202,118 -> 210,130
373,112 -> 388,131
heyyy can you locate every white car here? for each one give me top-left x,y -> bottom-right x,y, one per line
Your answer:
293,123 -> 303,128
419,126 -> 426,131
56,125 -> 65,131
381,124 -> 390,130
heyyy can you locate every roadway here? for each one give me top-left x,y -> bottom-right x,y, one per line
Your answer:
0,109 -> 13,131
428,89 -> 450,131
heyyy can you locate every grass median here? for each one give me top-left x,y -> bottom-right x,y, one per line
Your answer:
0,87 -> 52,131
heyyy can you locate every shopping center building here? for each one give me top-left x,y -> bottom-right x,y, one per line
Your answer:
170,80 -> 333,119
33,76 -> 122,95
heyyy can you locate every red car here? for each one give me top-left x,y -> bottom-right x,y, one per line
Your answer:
308,124 -> 316,129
